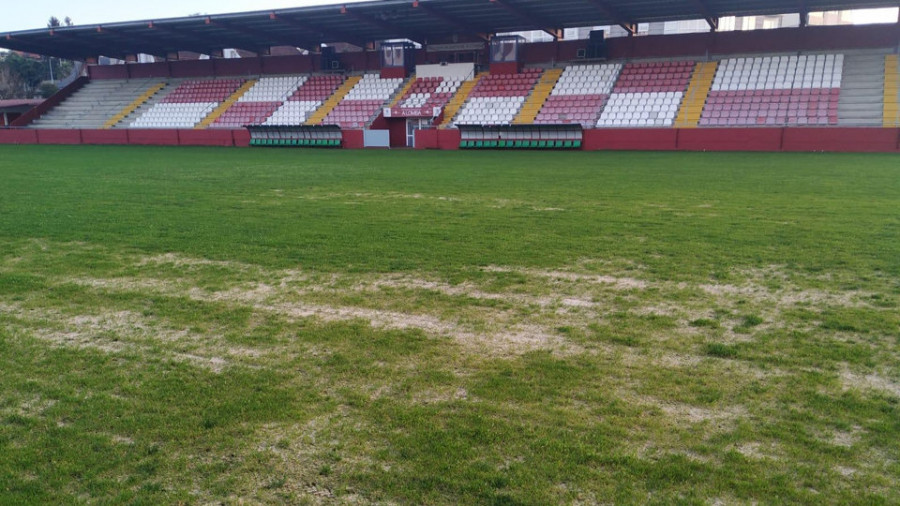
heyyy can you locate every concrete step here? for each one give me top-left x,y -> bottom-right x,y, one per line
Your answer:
836,52 -> 886,126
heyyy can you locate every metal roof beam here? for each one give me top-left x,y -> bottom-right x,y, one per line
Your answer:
47,28 -> 117,60
489,0 -> 564,40
798,0 -> 810,27
147,22 -> 219,55
690,0 -> 720,31
269,12 -> 367,49
584,0 -> 637,36
96,26 -> 165,59
416,3 -> 490,41
207,17 -> 313,53
3,34 -> 74,58
341,6 -> 426,44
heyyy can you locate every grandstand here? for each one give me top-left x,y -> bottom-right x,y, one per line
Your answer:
0,0 -> 898,152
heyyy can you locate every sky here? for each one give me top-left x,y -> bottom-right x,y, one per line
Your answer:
1,1 -> 897,33
0,0 -> 373,33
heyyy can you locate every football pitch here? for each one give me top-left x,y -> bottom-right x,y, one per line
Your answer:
0,145 -> 898,504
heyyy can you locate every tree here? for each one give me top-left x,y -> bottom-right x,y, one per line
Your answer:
0,63 -> 26,99
39,82 -> 59,98
48,16 -> 61,28
64,17 -> 73,27
0,51 -> 74,98
4,53 -> 43,92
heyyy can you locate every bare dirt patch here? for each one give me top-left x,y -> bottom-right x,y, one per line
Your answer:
138,252 -> 258,271
482,265 -> 649,290
841,369 -> 900,398
3,302 -> 230,372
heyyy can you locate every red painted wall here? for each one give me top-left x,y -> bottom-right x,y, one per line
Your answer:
781,128 -> 899,153
0,129 -> 251,147
414,129 -> 438,149
82,130 -> 130,145
128,129 -> 181,145
436,129 -> 461,151
387,119 -> 407,148
170,59 -> 216,78
677,128 -> 783,152
341,129 -> 365,149
583,129 -> 679,151
89,52 -> 374,80
260,54 -> 315,74
126,62 -> 171,79
3,127 -> 898,153
88,64 -> 129,79
381,67 -> 407,79
214,57 -> 262,77
490,62 -> 521,75
0,129 -> 39,144
232,129 -> 251,147
178,129 -> 235,146
340,51 -> 381,72
581,128 -> 899,153
35,129 -> 83,145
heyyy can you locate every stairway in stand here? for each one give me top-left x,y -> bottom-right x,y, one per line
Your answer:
439,73 -> 486,128
674,61 -> 717,128
513,68 -> 563,125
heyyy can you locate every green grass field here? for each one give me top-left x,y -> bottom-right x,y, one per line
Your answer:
1,145 -> 898,504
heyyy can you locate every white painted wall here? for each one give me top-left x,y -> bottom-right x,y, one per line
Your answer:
415,63 -> 475,81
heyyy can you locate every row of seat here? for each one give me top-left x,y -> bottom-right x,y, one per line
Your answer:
598,92 -> 684,128
552,64 -> 621,96
320,74 -> 405,128
266,100 -> 323,126
290,75 -> 346,101
212,102 -> 282,129
131,102 -> 217,128
534,95 -> 609,127
702,53 -> 844,126
397,78 -> 462,110
454,96 -> 527,125
461,139 -> 581,149
469,69 -> 542,99
533,64 -> 622,127
453,70 -> 543,125
239,76 -> 306,103
162,79 -> 244,104
50,50 -> 857,131
250,138 -> 341,147
342,75 -> 404,102
712,54 -> 844,91
615,61 -> 694,93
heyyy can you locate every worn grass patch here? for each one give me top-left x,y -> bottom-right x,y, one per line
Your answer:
0,145 -> 899,503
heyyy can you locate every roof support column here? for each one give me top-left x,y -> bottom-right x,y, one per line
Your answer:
585,0 -> 637,36
690,0 -> 719,32
489,0 -> 566,40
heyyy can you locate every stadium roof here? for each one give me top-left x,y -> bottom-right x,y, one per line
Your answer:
1,0 -> 897,60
